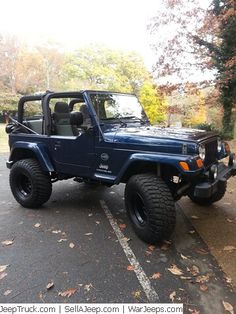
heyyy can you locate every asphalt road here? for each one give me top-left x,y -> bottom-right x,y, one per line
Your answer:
0,153 -> 235,313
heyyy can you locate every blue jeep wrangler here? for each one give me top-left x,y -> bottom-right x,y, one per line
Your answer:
5,91 -> 236,243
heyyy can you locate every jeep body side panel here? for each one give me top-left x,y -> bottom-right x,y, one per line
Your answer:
92,129 -> 203,185
92,150 -> 202,185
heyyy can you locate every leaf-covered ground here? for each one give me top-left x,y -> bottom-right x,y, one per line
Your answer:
0,153 -> 235,313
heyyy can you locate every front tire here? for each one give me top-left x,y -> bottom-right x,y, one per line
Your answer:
10,158 -> 52,208
125,174 -> 176,244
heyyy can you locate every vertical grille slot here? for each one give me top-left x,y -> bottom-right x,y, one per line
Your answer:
204,139 -> 217,167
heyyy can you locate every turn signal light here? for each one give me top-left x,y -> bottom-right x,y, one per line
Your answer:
179,161 -> 190,171
196,158 -> 204,168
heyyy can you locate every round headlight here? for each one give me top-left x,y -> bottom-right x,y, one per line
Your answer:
198,144 -> 206,160
217,138 -> 222,153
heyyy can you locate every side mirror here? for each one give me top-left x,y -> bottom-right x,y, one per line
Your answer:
70,112 -> 83,126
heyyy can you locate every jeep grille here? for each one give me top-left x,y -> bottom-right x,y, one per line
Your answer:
204,139 -> 217,167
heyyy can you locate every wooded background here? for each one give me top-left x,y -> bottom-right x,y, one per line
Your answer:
0,0 -> 235,138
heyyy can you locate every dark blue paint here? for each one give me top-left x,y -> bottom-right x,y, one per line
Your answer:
7,90 -> 221,184
9,137 -> 54,172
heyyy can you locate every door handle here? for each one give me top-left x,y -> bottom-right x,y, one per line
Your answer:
54,140 -> 61,150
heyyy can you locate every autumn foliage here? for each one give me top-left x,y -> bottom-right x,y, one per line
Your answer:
149,0 -> 236,138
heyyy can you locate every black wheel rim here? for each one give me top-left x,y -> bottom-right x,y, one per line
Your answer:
17,174 -> 32,197
132,192 -> 147,225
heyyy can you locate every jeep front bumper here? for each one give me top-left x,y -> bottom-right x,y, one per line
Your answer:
194,157 -> 236,199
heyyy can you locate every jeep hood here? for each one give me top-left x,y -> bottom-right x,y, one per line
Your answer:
104,125 -> 218,144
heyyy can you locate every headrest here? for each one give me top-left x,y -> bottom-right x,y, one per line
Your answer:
80,104 -> 89,115
54,102 -> 69,114
70,111 -> 83,126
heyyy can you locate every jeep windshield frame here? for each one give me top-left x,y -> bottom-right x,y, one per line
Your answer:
87,91 -> 149,125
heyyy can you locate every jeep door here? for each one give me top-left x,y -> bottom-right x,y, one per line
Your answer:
45,93 -> 95,177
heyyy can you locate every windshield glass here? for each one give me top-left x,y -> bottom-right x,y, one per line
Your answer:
89,92 -> 148,122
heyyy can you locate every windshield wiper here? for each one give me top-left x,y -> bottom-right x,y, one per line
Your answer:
122,116 -> 149,125
101,115 -> 127,127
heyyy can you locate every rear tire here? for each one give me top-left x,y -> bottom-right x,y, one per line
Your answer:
10,158 -> 52,208
125,174 -> 176,244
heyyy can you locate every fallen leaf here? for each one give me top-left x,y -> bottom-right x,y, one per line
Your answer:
180,253 -> 188,260
46,281 -> 54,290
188,309 -> 200,314
58,288 -> 77,298
195,248 -> 208,255
57,239 -> 67,243
95,221 -> 100,225
169,291 -> 176,302
168,264 -> 183,276
69,243 -> 75,248
224,276 -> 232,284
127,265 -> 135,271
88,213 -> 93,217
34,223 -> 41,228
200,284 -> 208,292
223,246 -> 236,252
180,276 -> 192,280
196,274 -> 210,284
52,230 -> 61,234
84,283 -> 93,292
38,292 -> 45,302
189,230 -> 195,234
161,243 -> 170,250
85,233 -> 93,236
150,272 -> 161,279
0,273 -> 7,280
0,265 -> 9,273
148,245 -> 156,251
123,237 -> 131,242
189,265 -> 200,276
132,290 -> 141,298
1,240 -> 14,246
191,215 -> 199,219
119,224 -> 126,230
222,301 -> 234,314
226,218 -> 233,223
3,290 -> 12,296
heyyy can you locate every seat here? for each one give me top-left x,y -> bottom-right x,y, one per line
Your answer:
53,102 -> 74,136
79,104 -> 91,128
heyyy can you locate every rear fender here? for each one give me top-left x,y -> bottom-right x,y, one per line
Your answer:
8,142 -> 54,172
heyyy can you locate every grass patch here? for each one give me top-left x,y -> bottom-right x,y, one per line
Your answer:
0,123 -> 9,153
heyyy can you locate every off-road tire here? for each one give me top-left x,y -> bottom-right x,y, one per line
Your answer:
188,181 -> 227,206
10,158 -> 52,208
125,174 -> 176,244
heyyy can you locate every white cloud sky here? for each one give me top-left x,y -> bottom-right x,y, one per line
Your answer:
0,0 -> 212,79
0,0 -> 159,69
